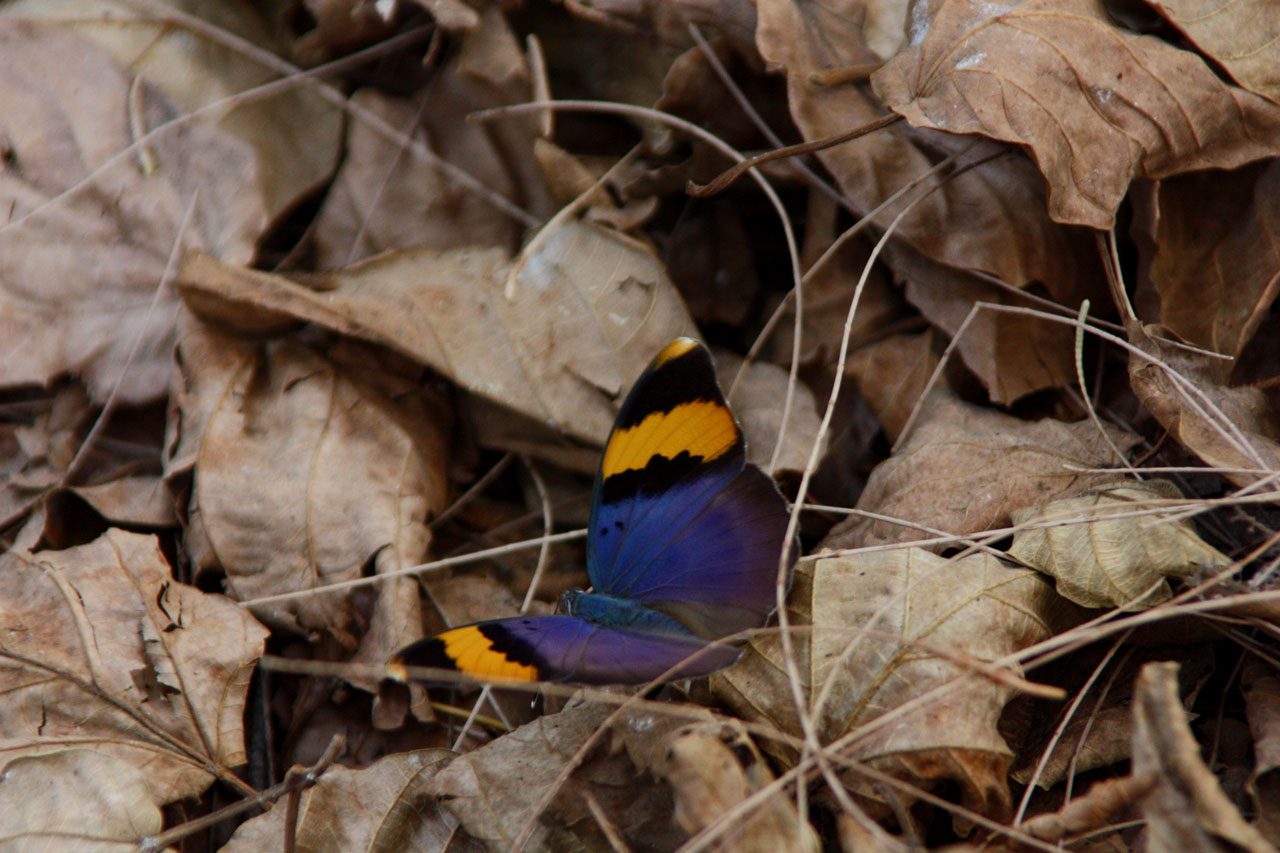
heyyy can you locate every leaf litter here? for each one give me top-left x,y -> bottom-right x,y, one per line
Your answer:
0,0 -> 1278,850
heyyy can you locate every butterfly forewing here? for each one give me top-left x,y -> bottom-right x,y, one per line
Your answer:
589,339 -> 794,639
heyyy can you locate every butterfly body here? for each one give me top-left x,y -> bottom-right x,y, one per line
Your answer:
388,338 -> 797,686
559,591 -> 696,637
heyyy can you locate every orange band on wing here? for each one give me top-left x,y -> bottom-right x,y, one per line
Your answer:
601,400 -> 738,478
652,337 -> 699,366
440,626 -> 539,681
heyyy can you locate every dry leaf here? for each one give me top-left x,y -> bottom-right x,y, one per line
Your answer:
1012,706 -> 1133,790
165,318 -> 447,642
426,575 -> 527,628
715,349 -> 825,476
428,701 -> 686,850
70,475 -> 177,528
845,332 -> 940,444
1008,480 -> 1231,610
770,194 -> 905,369
1126,321 -> 1280,487
1145,160 -> 1280,358
1144,0 -> 1280,103
755,0 -> 1101,305
0,749 -> 167,851
178,213 -> 696,446
871,0 -> 1280,229
0,385 -> 92,525
715,549 -> 1076,820
0,4 -> 340,402
1022,772 -> 1158,843
1132,661 -> 1275,853
0,521 -> 268,806
824,388 -> 1141,550
658,723 -> 820,852
312,8 -> 552,267
311,88 -> 524,268
222,750 -> 471,852
890,243 -> 1082,403
1243,660 -> 1280,846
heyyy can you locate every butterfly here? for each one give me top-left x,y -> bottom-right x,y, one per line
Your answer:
386,338 -> 797,685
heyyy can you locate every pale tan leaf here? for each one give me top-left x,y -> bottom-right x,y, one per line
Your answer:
1145,0 -> 1280,103
824,388 -> 1141,550
165,318 -> 447,640
223,750 -> 470,853
0,4 -> 340,402
177,214 -> 696,446
0,750 -> 166,851
0,524 -> 268,805
1133,662 -> 1275,853
1008,480 -> 1231,610
871,0 -> 1280,229
715,349 -> 825,476
660,723 -> 820,853
715,548 -> 1076,819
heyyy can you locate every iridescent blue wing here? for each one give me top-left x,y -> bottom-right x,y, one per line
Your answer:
386,615 -> 741,685
589,339 -> 796,640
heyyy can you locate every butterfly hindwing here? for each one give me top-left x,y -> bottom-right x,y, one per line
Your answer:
589,338 -> 795,640
387,615 -> 741,685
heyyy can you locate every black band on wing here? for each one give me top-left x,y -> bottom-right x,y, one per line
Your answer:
613,345 -> 722,430
599,449 -> 739,504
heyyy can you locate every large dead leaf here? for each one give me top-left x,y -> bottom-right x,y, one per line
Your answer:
824,388 -> 1141,549
1144,160 -> 1280,358
714,549 -> 1075,819
0,521 -> 268,806
164,317 -> 447,643
223,750 -> 471,852
0,749 -> 166,851
1133,662 -> 1274,853
1008,480 -> 1231,610
0,3 -> 340,402
755,0 -> 1101,305
177,213 -> 696,446
871,0 -> 1280,229
1126,321 -> 1280,487
1145,0 -> 1280,103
